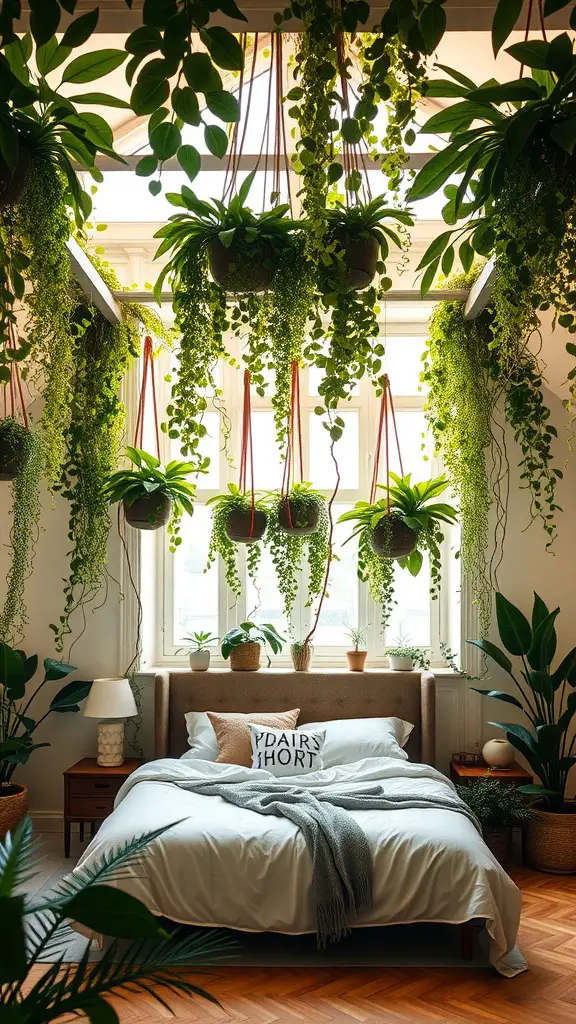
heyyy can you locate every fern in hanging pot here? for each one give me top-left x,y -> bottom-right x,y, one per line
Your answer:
324,197 -> 413,290
206,484 -> 269,598
105,448 -> 197,550
265,483 -> 329,620
0,418 -> 33,480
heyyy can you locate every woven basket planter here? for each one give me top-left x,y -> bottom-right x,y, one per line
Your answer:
230,641 -> 261,671
371,517 -> 417,559
483,827 -> 512,867
525,804 -> 576,874
124,493 -> 172,531
0,783 -> 28,838
291,643 -> 312,671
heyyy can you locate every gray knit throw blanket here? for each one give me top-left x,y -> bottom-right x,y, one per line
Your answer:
176,780 -> 481,946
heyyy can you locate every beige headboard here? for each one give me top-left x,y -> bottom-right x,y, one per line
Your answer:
154,670 -> 436,765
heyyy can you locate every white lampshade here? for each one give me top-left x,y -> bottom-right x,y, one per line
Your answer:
83,678 -> 137,720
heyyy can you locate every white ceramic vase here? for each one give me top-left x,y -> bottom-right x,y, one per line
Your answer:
189,650 -> 211,672
388,655 -> 413,671
482,738 -> 515,769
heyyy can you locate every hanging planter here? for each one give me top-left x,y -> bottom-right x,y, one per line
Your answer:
225,504 -> 268,543
0,147 -> 32,209
124,491 -> 173,530
106,447 -> 197,541
278,493 -> 321,536
208,237 -> 276,293
326,198 -> 413,291
371,516 -> 417,558
0,418 -> 32,480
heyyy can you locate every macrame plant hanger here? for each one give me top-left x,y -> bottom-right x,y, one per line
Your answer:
238,368 -> 257,538
133,334 -> 161,460
280,360 -> 304,526
369,375 -> 404,511
3,323 -> 29,429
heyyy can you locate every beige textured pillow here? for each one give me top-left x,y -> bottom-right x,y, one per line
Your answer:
207,709 -> 300,766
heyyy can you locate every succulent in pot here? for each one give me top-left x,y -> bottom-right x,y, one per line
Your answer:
206,483 -> 269,599
0,418 -> 33,480
176,631 -> 219,672
387,635 -> 431,672
105,447 -> 198,550
456,777 -> 533,866
344,625 -> 369,672
324,197 -> 414,290
221,621 -> 285,671
339,474 -> 458,628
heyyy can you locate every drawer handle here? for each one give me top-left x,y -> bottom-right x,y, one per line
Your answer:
94,783 -> 110,789
95,805 -> 107,811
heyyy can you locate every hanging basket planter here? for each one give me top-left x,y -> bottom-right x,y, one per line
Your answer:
278,496 -> 320,536
208,237 -> 276,293
334,230 -> 380,290
124,493 -> 172,531
0,147 -> 32,209
225,506 -> 268,544
371,515 -> 418,559
0,419 -> 32,481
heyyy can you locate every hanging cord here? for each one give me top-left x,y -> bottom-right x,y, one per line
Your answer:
280,361 -> 305,526
369,376 -> 404,510
5,321 -> 29,428
223,33 -> 254,201
133,335 -> 160,460
238,368 -> 256,537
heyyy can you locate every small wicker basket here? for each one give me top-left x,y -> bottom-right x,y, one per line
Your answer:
230,641 -> 261,671
291,643 -> 312,672
525,804 -> 576,874
0,783 -> 28,838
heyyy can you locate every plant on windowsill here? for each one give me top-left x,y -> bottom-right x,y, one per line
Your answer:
290,639 -> 314,672
386,635 -> 431,672
221,621 -> 285,672
105,447 -> 198,552
469,591 -> 576,874
264,483 -> 329,621
176,632 -> 220,672
0,643 -> 91,836
344,625 -> 369,673
456,777 -> 533,866
206,484 -> 269,599
338,474 -> 458,629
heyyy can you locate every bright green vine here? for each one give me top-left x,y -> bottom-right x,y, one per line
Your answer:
206,485 -> 266,598
265,485 -> 329,619
0,429 -> 43,645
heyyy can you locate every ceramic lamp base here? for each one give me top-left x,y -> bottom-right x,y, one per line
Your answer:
96,720 -> 125,766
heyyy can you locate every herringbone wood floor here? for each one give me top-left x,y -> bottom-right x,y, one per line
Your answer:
28,864 -> 576,1023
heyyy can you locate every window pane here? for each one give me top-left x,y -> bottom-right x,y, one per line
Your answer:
384,410 -> 429,481
313,507 -> 358,647
309,412 -> 359,489
171,410 -> 220,489
384,337 -> 427,396
245,547 -> 288,639
172,505 -> 218,645
252,411 -> 284,489
386,557 -> 431,649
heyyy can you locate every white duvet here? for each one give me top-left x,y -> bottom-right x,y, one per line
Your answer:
75,756 -> 527,976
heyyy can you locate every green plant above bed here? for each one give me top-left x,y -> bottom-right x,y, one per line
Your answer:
221,621 -> 285,666
106,447 -> 198,551
206,484 -> 269,598
264,483 -> 329,619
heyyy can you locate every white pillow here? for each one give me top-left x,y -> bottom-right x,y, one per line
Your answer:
249,724 -> 326,777
299,717 -> 412,768
182,711 -> 218,760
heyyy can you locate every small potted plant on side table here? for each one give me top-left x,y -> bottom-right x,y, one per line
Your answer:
344,625 -> 369,672
387,635 -> 431,672
222,621 -> 285,671
457,777 -> 533,866
177,632 -> 219,672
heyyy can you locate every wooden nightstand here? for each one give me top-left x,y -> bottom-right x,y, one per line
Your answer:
450,760 -> 533,787
63,757 -> 143,857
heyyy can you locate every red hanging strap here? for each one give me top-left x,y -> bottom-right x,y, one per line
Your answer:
238,369 -> 256,537
280,361 -> 304,528
133,336 -> 160,460
369,377 -> 404,510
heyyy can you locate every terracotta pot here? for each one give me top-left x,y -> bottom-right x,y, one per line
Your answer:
0,433 -> 31,481
124,493 -> 172,530
371,517 -> 418,559
388,655 -> 413,671
0,147 -> 32,208
333,231 -> 380,290
482,738 -> 515,769
483,827 -> 512,866
347,650 -> 367,672
189,650 -> 210,671
278,498 -> 319,536
230,641 -> 261,671
209,238 -> 275,292
225,507 -> 267,544
291,643 -> 312,671
525,803 -> 576,874
0,783 -> 28,838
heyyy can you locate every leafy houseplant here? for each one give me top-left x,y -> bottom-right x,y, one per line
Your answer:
265,483 -> 329,620
0,429 -> 43,647
290,639 -> 313,672
106,447 -> 197,551
387,637 -> 430,672
0,418 -> 32,480
177,632 -> 219,672
456,777 -> 533,865
469,592 -> 576,873
324,197 -> 413,291
206,484 -> 269,599
0,818 -> 230,1019
339,474 -> 458,628
0,643 -> 91,835
221,621 -> 285,672
344,625 -> 369,673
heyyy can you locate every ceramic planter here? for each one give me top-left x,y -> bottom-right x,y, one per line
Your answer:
0,432 -> 31,481
291,643 -> 312,671
332,230 -> 380,290
0,783 -> 28,838
0,147 -> 32,208
225,507 -> 268,544
482,738 -> 515,769
230,641 -> 261,671
388,655 -> 413,671
347,650 -> 367,672
525,803 -> 576,874
124,493 -> 172,530
278,498 -> 320,536
209,238 -> 275,292
189,650 -> 211,672
371,516 -> 418,559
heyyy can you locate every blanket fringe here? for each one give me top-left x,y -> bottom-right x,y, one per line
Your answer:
317,874 -> 372,946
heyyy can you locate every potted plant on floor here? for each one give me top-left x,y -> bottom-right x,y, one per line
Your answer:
265,483 -> 329,620
387,635 -> 431,671
290,639 -> 313,672
0,418 -> 32,480
344,625 -> 369,672
105,447 -> 198,550
0,643 -> 91,836
221,621 -> 285,671
338,474 -> 458,628
206,484 -> 269,598
456,777 -> 533,867
469,592 -> 576,874
177,632 -> 219,672
325,196 -> 413,290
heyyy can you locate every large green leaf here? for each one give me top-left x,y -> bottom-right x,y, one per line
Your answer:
171,85 -> 201,125
44,658 -> 76,682
150,121 -> 181,160
466,638 -> 512,674
468,79 -> 543,103
204,124 -> 228,158
408,141 -> 477,201
177,144 -> 201,182
551,647 -> 576,689
68,92 -> 131,109
61,49 -> 127,84
205,90 -> 240,123
200,26 -> 244,71
183,52 -> 222,93
131,74 -> 170,115
0,644 -> 27,700
492,0 -> 525,56
505,107 -> 543,161
472,689 -> 523,709
505,39 -> 550,69
527,609 -> 559,670
49,678 -> 92,713
495,593 -> 531,656
63,884 -> 169,939
420,2 -> 446,54
550,117 -> 576,155
29,0 -> 61,47
61,7 -> 99,48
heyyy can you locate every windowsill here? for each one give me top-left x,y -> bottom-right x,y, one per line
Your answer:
137,665 -> 461,677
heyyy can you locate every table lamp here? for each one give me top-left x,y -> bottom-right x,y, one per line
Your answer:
83,677 -> 138,767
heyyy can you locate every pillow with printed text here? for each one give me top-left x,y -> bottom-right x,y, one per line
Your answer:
249,724 -> 326,777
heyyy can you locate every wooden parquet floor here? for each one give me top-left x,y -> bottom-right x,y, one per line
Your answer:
28,865 -> 576,1024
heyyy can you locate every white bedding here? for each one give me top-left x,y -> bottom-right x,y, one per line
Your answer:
74,756 -> 527,976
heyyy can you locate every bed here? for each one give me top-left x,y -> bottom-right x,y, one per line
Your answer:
74,669 -> 526,976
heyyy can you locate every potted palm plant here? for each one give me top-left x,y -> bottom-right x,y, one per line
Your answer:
177,631 -> 219,672
338,474 -> 458,628
0,643 -> 91,836
324,197 -> 413,290
0,418 -> 32,480
456,777 -> 533,866
470,592 -> 576,874
105,447 -> 197,548
221,621 -> 285,671
344,625 -> 369,672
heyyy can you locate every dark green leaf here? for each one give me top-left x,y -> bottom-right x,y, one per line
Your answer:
468,79 -> 543,103
177,144 -> 201,181
44,658 -> 76,681
131,74 -> 170,115
527,608 -> 559,670
505,39 -> 550,69
61,7 -> 99,48
472,689 -> 523,709
0,896 -> 26,983
61,49 -> 127,85
171,85 -> 200,125
420,2 -> 446,54
204,123 -> 228,158
505,107 -> 543,161
341,117 -> 362,144
416,229 -> 453,271
125,25 -> 162,56
495,592 -> 532,656
183,52 -> 222,92
217,0 -> 248,21
205,90 -> 240,122
36,38 -> 71,76
550,117 -> 576,154
82,996 -> 120,1024
150,121 -> 181,160
63,884 -> 168,939
68,92 -> 131,108
50,678 -> 92,712
200,26 -> 244,71
547,31 -> 573,76
0,643 -> 27,699
543,0 -> 572,13
29,0 -> 60,47
492,0 -> 523,56
551,647 -> 576,689
135,155 -> 158,176
459,239 -> 474,273
467,638 -> 512,674
408,141 -> 475,201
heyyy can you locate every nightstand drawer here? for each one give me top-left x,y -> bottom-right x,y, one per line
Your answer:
67,796 -> 115,818
68,777 -> 122,798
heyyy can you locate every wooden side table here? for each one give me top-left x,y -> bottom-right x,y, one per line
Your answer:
63,757 -> 143,857
450,760 -> 533,787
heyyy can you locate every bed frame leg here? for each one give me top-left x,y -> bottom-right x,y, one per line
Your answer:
461,923 -> 474,961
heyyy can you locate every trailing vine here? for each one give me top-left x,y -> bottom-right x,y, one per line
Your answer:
205,485 -> 267,598
0,428 -> 43,645
265,485 -> 329,619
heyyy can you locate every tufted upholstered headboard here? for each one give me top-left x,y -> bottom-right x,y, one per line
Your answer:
154,670 -> 436,765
